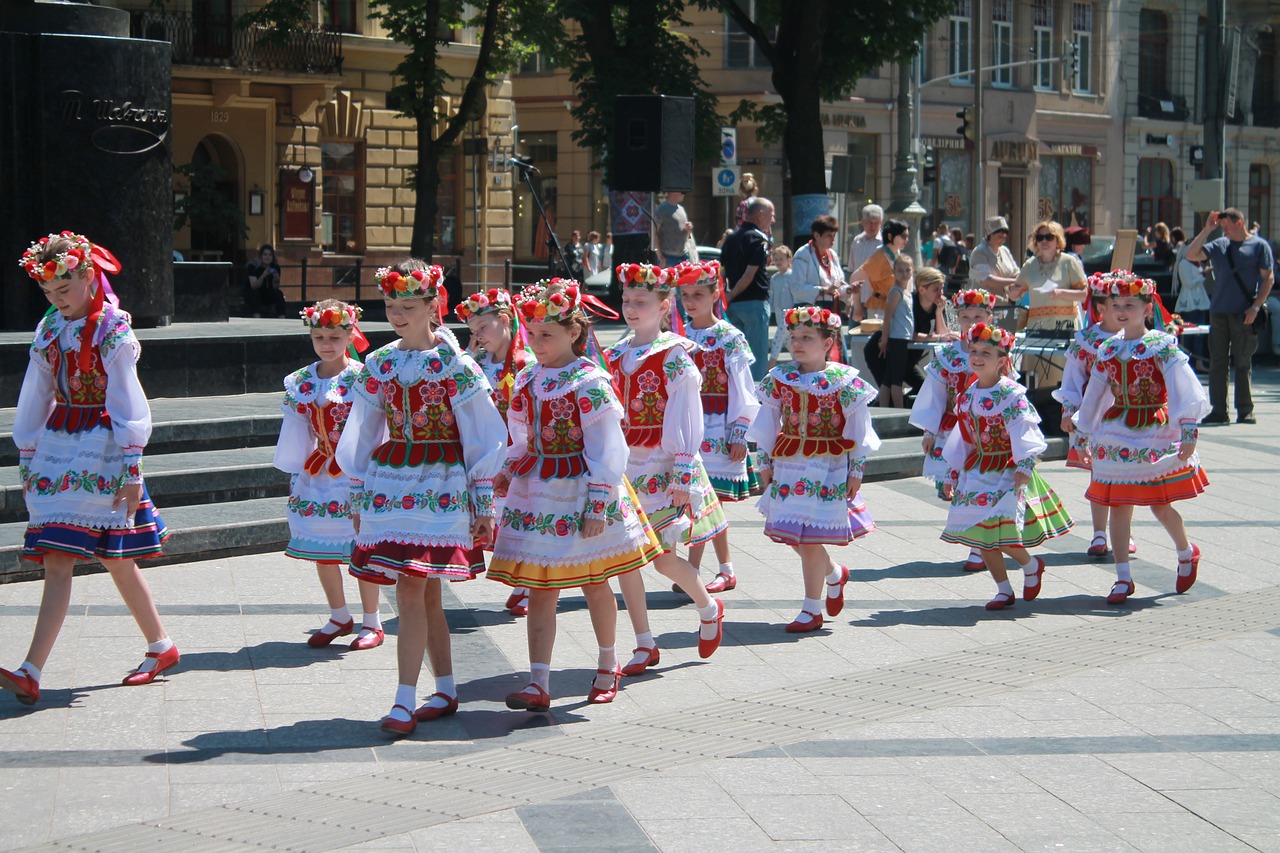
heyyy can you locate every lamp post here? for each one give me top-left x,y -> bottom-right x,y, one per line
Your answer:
887,54 -> 927,267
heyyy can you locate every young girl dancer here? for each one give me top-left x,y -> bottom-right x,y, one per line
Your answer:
910,288 -> 994,572
1073,272 -> 1209,604
748,307 -> 879,633
1,232 -> 176,706
676,260 -> 761,593
457,287 -> 534,617
941,323 -> 1074,610
274,300 -> 384,650
488,281 -> 663,712
1054,275 -> 1135,560
336,260 -> 507,736
607,263 -> 728,675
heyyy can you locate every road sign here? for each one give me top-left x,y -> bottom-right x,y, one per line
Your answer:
720,127 -> 737,166
713,165 -> 740,197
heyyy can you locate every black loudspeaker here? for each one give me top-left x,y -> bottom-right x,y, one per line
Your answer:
610,95 -> 695,192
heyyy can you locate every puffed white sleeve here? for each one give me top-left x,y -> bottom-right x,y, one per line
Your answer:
660,347 -> 705,487
939,420 -> 968,481
273,405 -> 314,474
908,356 -> 948,435
580,386 -> 629,519
840,378 -> 881,478
746,373 -> 782,471
1072,362 -> 1115,437
1053,342 -> 1089,415
335,380 -> 388,495
103,342 -> 153,484
1163,347 -> 1210,442
724,343 -> 761,445
12,360 -> 55,466
1009,405 -> 1049,474
504,387 -> 530,465
454,387 -> 508,519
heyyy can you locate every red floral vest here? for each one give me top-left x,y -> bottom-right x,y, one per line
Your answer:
372,376 -> 464,467
695,347 -> 729,415
958,410 -> 1014,472
608,348 -> 669,448
44,342 -> 111,433
303,400 -> 352,477
939,368 -> 966,433
1099,358 -> 1169,429
772,384 -> 856,459
508,386 -> 588,479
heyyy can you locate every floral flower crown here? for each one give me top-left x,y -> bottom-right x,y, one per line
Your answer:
671,260 -> 722,288
952,288 -> 997,310
20,231 -> 95,282
784,305 -> 842,331
968,321 -> 1015,351
616,263 -> 673,291
514,279 -> 582,323
374,265 -> 444,299
455,287 -> 513,322
1088,270 -> 1155,298
301,302 -> 361,329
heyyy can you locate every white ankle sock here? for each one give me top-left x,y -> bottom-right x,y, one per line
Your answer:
530,663 -> 551,692
995,580 -> 1013,596
18,660 -> 41,682
635,631 -> 655,650
434,675 -> 456,699
597,646 -> 617,671
718,562 -> 735,578
1091,530 -> 1107,543
390,684 -> 416,720
361,611 -> 382,632
825,566 -> 846,597
797,597 -> 821,620
321,607 -> 351,634
1115,562 -> 1132,583
1176,547 -> 1196,576
148,637 -> 174,655
697,601 -> 722,640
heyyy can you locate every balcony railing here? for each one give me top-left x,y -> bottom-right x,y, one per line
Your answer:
131,11 -> 343,75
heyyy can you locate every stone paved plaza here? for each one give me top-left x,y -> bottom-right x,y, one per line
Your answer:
1,371 -> 1279,852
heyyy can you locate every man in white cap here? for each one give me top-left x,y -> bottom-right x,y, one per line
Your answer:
847,204 -> 884,274
967,215 -> 1021,298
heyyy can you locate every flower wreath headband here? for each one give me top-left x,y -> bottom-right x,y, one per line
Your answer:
952,288 -> 997,311
784,305 -> 842,331
616,263 -> 673,291
1088,270 -> 1156,298
20,231 -> 122,283
454,287 -> 513,322
671,260 -> 722,288
301,303 -> 362,329
514,279 -> 620,323
374,265 -> 445,299
968,321 -> 1016,351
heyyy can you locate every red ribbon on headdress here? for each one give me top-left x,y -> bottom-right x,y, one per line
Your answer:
579,292 -> 620,320
350,324 -> 370,355
76,243 -> 124,375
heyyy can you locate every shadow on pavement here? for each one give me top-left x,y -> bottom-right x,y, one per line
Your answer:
849,593 -> 1170,628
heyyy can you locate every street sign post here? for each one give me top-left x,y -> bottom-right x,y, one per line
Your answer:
713,165 -> 741,197
720,127 -> 737,165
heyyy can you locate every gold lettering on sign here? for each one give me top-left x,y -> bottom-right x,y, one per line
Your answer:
1038,197 -> 1056,221
945,194 -> 964,217
991,141 -> 1037,163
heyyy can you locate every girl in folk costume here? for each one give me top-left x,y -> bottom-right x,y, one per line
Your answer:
1072,272 -> 1209,605
1054,273 -> 1135,561
335,260 -> 506,736
607,263 -> 728,676
909,288 -> 994,572
488,281 -> 663,712
674,260 -> 762,593
457,287 -> 535,617
749,307 -> 879,633
274,300 -> 385,651
1,233 -> 176,707
940,324 -> 1074,610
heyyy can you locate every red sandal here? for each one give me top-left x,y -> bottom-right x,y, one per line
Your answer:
587,665 -> 622,704
620,646 -> 660,677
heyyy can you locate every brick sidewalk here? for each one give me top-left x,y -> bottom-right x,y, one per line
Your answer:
2,370 -> 1279,852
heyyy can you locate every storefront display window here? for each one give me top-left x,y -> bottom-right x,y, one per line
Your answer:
1037,155 -> 1093,228
937,149 -> 972,234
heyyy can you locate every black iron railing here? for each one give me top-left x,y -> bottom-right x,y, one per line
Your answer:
131,11 -> 343,74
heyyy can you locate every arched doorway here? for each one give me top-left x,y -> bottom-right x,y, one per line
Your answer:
185,133 -> 243,262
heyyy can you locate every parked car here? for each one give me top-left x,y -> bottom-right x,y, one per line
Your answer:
585,246 -> 722,298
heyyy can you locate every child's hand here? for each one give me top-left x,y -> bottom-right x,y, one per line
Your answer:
352,512 -> 361,536
113,483 -> 143,518
471,516 -> 494,545
582,518 -> 605,539
669,487 -> 692,509
1060,414 -> 1074,433
1178,440 -> 1196,461
940,482 -> 954,501
728,442 -> 748,463
845,475 -> 862,498
922,435 -> 935,454
1013,471 -> 1030,488
493,470 -> 511,498
757,469 -> 772,492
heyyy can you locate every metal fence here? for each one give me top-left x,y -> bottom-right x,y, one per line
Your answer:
130,11 -> 343,74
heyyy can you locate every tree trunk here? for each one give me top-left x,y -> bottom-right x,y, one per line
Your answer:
411,114 -> 440,260
774,2 -> 829,248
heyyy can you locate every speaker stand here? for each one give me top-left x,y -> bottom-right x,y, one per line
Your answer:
518,166 -> 572,280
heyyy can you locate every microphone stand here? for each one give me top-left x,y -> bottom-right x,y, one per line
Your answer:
515,164 -> 571,279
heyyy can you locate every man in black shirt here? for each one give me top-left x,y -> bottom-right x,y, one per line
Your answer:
723,197 -> 775,381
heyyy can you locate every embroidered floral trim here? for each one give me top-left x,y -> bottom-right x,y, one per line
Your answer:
685,321 -> 755,367
284,362 -> 361,409
606,332 -> 691,367
354,487 -> 472,514
760,363 -> 866,400
768,476 -> 848,503
951,487 -> 1014,508
473,480 -> 496,517
26,467 -> 130,497
585,482 -> 612,519
727,420 -> 749,447
501,497 -> 632,535
849,456 -> 866,478
956,378 -> 1040,426
287,494 -> 352,519
1092,442 -> 1179,464
1095,330 -> 1181,365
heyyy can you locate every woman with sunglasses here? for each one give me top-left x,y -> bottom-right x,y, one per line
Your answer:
1010,220 -> 1088,387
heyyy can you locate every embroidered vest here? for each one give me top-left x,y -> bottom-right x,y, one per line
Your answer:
1099,357 -> 1169,429
772,384 -> 856,458
695,347 -> 729,415
939,367 -> 968,433
608,348 -> 670,448
373,376 -> 464,467
509,386 -> 588,479
958,409 -> 1015,472
303,399 -> 352,477
44,342 -> 111,433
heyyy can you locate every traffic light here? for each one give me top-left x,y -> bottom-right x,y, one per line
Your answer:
1063,39 -> 1078,88
922,145 -> 936,183
956,107 -> 973,142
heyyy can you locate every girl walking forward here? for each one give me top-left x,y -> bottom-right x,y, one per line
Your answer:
488,281 -> 663,712
676,261 -> 762,593
607,263 -> 728,676
457,287 -> 534,617
1072,272 -> 1209,604
748,307 -> 878,633
941,324 -> 1074,610
1054,274 -> 1135,561
274,300 -> 384,651
1,233 -> 176,706
909,288 -> 995,572
336,260 -> 506,736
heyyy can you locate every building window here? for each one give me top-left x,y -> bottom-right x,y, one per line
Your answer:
1137,158 -> 1178,233
991,0 -> 1013,87
1138,9 -> 1170,100
321,141 -> 363,254
1037,155 -> 1094,229
950,0 -> 973,84
1250,164 -> 1271,238
320,0 -> 359,34
1072,2 -> 1093,94
1033,0 -> 1054,90
1255,30 -> 1279,127
725,0 -> 768,69
519,51 -> 555,74
513,132 -> 558,265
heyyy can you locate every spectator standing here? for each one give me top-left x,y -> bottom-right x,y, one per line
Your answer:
768,245 -> 799,368
848,218 -> 910,322
1151,222 -> 1175,270
847,204 -> 884,274
246,243 -> 287,318
735,173 -> 759,226
968,217 -> 1021,299
790,216 -> 845,311
654,191 -> 693,267
600,232 -> 614,273
1009,220 -> 1088,388
1184,208 -> 1275,424
564,230 -> 586,282
931,223 -> 957,269
723,197 -> 775,381
947,227 -> 970,292
584,231 -> 602,277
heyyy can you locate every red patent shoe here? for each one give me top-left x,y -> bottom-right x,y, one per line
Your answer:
122,645 -> 181,686
963,552 -> 988,572
380,705 -> 417,736
504,590 -> 526,610
697,598 -> 725,659
1022,557 -> 1046,602
984,591 -> 1016,611
1176,544 -> 1201,594
509,601 -> 529,617
0,667 -> 39,706
1086,534 -> 1109,559
349,628 -> 385,651
307,618 -> 354,648
1106,580 -> 1135,605
587,665 -> 622,704
412,692 -> 459,721
505,683 -> 551,713
826,565 -> 850,617
785,610 -> 823,633
621,646 -> 660,677
1128,539 -> 1138,555
705,573 -> 737,593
